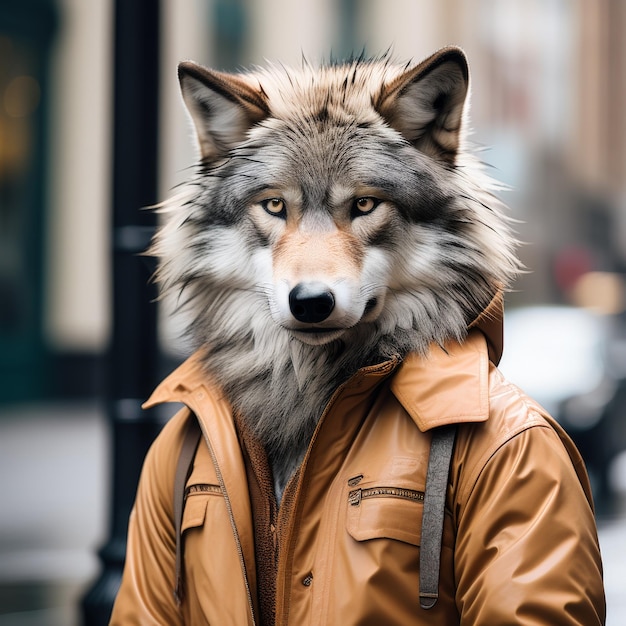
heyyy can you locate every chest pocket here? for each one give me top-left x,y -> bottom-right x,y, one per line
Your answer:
346,483 -> 425,546
182,484 -> 222,533
343,425 -> 457,611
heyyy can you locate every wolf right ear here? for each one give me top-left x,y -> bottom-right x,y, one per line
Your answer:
377,47 -> 469,164
178,62 -> 269,162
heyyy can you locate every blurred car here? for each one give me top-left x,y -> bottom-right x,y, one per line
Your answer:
498,305 -> 626,508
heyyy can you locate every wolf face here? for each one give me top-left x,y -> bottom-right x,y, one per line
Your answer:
153,47 -> 520,492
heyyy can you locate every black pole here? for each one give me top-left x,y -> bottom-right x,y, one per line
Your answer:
81,1 -> 161,624
337,0 -> 360,60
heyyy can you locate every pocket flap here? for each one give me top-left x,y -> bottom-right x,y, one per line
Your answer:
182,484 -> 221,532
346,487 -> 423,546
182,495 -> 209,532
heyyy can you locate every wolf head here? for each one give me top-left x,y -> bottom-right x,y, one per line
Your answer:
153,47 -> 520,482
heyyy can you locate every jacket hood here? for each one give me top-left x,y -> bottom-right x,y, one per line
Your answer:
468,291 -> 504,366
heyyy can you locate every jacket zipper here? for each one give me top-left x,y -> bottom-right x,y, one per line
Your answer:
277,358 -> 400,626
348,486 -> 425,506
197,421 -> 257,626
185,483 -> 221,498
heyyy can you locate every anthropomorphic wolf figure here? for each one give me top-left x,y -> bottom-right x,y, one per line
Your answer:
111,47 -> 605,625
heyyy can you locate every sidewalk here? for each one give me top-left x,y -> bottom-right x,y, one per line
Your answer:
0,403 -> 624,625
598,514 -> 626,624
0,403 -> 108,626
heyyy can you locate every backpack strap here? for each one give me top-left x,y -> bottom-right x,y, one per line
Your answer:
173,413 -> 202,605
419,424 -> 457,610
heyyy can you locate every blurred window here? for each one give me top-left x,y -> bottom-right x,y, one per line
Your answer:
0,2 -> 57,403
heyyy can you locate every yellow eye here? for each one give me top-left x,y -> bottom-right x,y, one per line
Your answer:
261,197 -> 286,218
353,197 -> 381,216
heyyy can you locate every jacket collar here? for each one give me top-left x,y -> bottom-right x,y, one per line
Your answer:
143,350 -> 215,408
390,329 -> 490,432
145,327 -> 493,433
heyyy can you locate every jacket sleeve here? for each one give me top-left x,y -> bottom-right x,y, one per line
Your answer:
109,409 -> 188,626
454,422 -> 606,625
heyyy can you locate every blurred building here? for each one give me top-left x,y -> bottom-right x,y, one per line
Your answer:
1,0 -> 626,623
2,0 -> 625,404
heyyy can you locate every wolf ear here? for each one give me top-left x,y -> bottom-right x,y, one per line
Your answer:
377,47 -> 469,164
178,62 -> 269,162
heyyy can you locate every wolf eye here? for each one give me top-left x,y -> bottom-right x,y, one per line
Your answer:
352,197 -> 381,217
260,197 -> 286,218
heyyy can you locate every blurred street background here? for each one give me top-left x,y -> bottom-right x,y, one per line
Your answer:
1,0 -> 625,624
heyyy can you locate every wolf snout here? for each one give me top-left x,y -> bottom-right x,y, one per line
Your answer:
289,282 -> 335,323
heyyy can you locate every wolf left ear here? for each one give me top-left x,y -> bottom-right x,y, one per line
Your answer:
178,62 -> 269,162
377,47 -> 469,164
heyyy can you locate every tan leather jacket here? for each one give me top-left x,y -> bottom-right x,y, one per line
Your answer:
111,329 -> 605,625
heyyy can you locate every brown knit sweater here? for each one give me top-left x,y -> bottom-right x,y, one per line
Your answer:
236,413 -> 300,626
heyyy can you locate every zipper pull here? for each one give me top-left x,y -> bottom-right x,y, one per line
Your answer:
347,474 -> 363,486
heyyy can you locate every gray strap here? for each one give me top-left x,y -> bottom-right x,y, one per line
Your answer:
173,414 -> 202,605
419,424 -> 457,610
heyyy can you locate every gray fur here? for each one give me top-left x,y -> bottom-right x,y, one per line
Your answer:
152,49 -> 521,499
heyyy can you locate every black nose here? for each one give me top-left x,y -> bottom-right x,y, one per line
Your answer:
289,283 -> 335,323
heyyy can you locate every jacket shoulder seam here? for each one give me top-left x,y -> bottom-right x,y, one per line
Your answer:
455,413 -> 551,516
